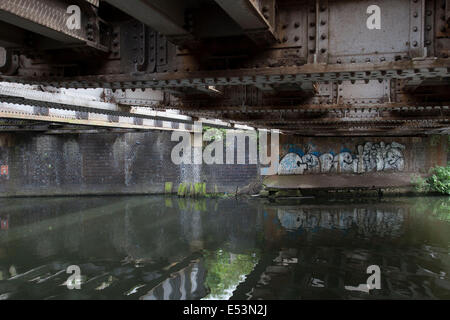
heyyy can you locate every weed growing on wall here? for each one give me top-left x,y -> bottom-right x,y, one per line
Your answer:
428,166 -> 450,195
413,166 -> 450,195
429,135 -> 441,147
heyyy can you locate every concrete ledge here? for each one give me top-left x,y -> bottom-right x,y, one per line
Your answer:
263,173 -> 419,190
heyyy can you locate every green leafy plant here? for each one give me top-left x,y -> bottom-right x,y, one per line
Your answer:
413,166 -> 450,195
203,249 -> 259,299
411,174 -> 430,193
427,166 -> 450,195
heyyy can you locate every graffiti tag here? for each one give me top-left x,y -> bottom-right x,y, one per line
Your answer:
278,142 -> 405,175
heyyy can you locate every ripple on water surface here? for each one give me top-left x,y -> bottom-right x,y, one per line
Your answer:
0,196 -> 449,300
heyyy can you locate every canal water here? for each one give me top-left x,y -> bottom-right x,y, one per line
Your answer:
0,196 -> 449,300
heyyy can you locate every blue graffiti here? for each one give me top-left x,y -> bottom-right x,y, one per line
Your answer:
287,145 -> 305,156
279,141 -> 406,175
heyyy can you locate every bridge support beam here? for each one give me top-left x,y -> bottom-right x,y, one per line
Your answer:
0,0 -> 107,51
214,0 -> 277,45
104,0 -> 193,45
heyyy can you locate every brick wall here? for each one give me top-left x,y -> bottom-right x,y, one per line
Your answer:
0,131 -> 260,197
0,131 -> 447,197
278,135 -> 448,175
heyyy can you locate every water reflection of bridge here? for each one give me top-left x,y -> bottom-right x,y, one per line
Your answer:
232,245 -> 450,300
0,197 -> 449,300
236,203 -> 449,300
140,260 -> 207,300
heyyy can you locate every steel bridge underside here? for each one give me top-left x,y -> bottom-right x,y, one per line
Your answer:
0,0 -> 449,136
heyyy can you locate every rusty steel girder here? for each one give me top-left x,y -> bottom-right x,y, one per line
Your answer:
0,0 -> 108,51
0,0 -> 448,135
214,0 -> 277,45
0,0 -> 448,86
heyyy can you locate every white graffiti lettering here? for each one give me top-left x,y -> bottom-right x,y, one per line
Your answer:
278,142 -> 405,175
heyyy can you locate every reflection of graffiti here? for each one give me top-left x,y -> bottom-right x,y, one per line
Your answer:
278,142 -> 405,175
277,208 -> 404,237
0,218 -> 8,230
0,165 -> 8,176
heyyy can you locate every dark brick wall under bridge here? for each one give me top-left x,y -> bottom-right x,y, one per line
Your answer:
278,136 -> 449,175
0,131 -> 260,197
265,135 -> 449,192
0,132 -> 448,197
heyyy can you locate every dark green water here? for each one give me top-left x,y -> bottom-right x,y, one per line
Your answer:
0,196 -> 449,300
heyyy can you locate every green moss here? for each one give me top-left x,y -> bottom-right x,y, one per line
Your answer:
194,199 -> 207,211
194,182 -> 207,197
165,198 -> 173,208
177,198 -> 187,210
177,183 -> 187,197
429,135 -> 441,147
165,182 -> 173,194
188,183 -> 195,197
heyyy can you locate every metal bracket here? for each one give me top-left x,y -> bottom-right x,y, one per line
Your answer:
424,0 -> 435,56
409,0 -> 426,58
307,3 -> 317,63
437,0 -> 450,37
157,34 -> 168,67
317,0 -> 329,63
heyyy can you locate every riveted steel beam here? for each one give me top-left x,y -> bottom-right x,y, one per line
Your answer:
180,104 -> 450,115
104,0 -> 193,45
0,0 -> 107,51
214,0 -> 276,45
4,58 -> 448,89
437,0 -> 450,37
